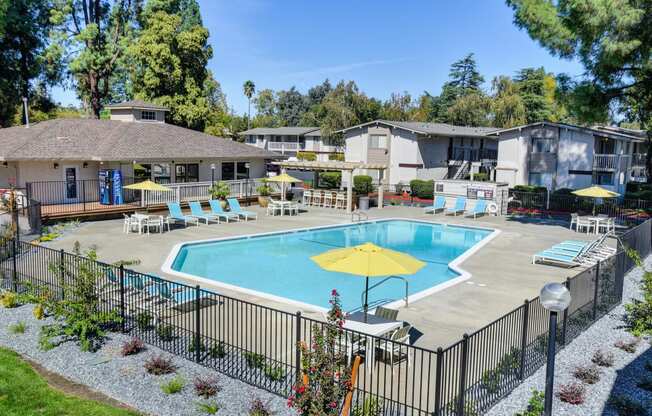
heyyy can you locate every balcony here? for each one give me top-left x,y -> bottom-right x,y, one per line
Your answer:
449,147 -> 497,164
267,141 -> 303,153
593,154 -> 630,171
632,153 -> 646,168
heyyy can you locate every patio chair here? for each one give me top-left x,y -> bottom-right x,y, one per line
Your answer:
377,324 -> 412,366
189,201 -> 220,224
445,197 -> 466,216
302,189 -> 312,206
123,214 -> 139,233
148,279 -> 206,309
374,306 -> 399,321
269,197 -> 299,215
227,198 -> 258,220
424,196 -> 446,214
467,199 -> 488,219
323,192 -> 333,208
569,213 -> 579,230
208,199 -> 240,222
143,215 -> 166,234
335,193 -> 346,209
576,216 -> 594,234
166,202 -> 200,227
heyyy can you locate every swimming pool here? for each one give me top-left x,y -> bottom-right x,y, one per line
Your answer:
164,219 -> 497,311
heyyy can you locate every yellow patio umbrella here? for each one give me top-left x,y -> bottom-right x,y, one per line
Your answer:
571,185 -> 620,215
311,242 -> 426,321
124,180 -> 172,207
267,172 -> 302,200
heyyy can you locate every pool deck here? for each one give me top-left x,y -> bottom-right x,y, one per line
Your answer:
41,205 -> 605,350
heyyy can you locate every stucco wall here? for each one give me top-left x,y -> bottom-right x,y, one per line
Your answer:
344,127 -> 367,163
0,162 -> 18,188
556,127 -> 594,189
495,129 -> 527,187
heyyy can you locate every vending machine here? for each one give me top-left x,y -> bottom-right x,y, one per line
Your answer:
98,169 -> 124,205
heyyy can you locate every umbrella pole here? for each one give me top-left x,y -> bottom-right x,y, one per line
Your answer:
363,276 -> 369,323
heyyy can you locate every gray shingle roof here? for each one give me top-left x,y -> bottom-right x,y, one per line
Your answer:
105,100 -> 169,111
0,119 -> 281,161
337,120 -> 499,137
239,127 -> 320,136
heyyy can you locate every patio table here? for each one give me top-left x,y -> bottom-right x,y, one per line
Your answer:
132,213 -> 165,234
344,311 -> 402,373
585,216 -> 610,235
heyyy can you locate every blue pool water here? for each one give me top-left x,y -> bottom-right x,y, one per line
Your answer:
170,220 -> 492,310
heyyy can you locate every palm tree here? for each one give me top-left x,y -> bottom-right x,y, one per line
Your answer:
243,80 -> 256,129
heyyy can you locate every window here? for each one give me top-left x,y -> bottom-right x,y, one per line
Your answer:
236,162 -> 249,179
221,162 -> 235,180
141,111 -> 156,121
594,172 -> 614,186
369,134 -> 387,149
246,136 -> 256,144
221,162 -> 250,180
134,163 -> 152,181
532,138 -> 554,153
152,163 -> 171,183
175,163 -> 199,182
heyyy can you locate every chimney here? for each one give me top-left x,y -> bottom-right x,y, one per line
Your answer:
22,97 -> 29,128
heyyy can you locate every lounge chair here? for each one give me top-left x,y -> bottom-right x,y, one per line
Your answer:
166,202 -> 200,227
468,199 -> 488,219
148,280 -> 205,308
424,196 -> 446,214
208,199 -> 240,222
532,250 -> 582,267
226,198 -> 258,220
445,197 -> 466,216
533,234 -> 616,267
189,201 -> 220,224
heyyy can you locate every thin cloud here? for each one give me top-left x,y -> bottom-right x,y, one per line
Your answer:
285,58 -> 411,79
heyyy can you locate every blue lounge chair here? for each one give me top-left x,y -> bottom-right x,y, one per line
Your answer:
532,250 -> 581,267
227,198 -> 258,221
208,199 -> 240,222
166,202 -> 200,227
446,197 -> 466,216
189,201 -> 220,224
424,196 -> 446,214
468,199 -> 487,219
149,280 -> 205,308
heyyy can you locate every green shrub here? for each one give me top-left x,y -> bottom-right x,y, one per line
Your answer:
353,175 -> 373,195
263,364 -> 285,382
1,291 -> 18,308
189,335 -> 207,354
161,375 -> 185,395
328,153 -> 344,161
515,390 -> 544,416
297,151 -> 317,161
352,396 -> 383,416
156,324 -> 176,342
409,179 -> 434,199
318,171 -> 341,189
624,253 -> 652,337
9,321 -> 26,334
552,188 -> 575,196
244,352 -> 265,369
196,401 -> 220,415
472,172 -> 488,182
136,312 -> 153,330
208,342 -> 226,359
513,185 -> 547,193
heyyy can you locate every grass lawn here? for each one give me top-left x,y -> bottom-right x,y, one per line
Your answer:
0,347 -> 140,416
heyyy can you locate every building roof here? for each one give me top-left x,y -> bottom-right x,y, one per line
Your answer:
491,122 -> 645,142
273,160 -> 387,171
239,127 -> 320,136
105,100 -> 169,111
0,118 -> 281,161
337,120 -> 499,137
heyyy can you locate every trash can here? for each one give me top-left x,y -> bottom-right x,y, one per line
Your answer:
358,196 -> 370,211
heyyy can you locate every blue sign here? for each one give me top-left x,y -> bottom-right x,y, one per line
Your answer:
112,170 -> 124,205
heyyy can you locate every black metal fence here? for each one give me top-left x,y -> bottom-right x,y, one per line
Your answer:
1,221 -> 650,415
508,190 -> 652,225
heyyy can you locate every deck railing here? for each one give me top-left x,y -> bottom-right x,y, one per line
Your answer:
2,217 -> 649,415
593,154 -> 630,171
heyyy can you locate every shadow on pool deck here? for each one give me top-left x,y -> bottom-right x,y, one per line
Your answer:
41,205 -> 602,350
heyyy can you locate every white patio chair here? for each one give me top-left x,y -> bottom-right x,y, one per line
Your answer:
335,193 -> 346,209
323,192 -> 333,208
312,190 -> 323,206
302,189 -> 312,206
376,324 -> 412,367
576,216 -> 594,234
143,216 -> 165,234
569,213 -> 578,230
123,214 -> 139,234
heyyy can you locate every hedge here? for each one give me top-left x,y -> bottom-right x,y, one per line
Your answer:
328,153 -> 345,161
409,179 -> 434,199
512,185 -> 548,193
319,171 -> 341,189
297,151 -> 317,161
353,175 -> 373,194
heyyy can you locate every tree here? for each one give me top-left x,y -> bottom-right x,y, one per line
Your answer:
243,80 -> 255,129
49,0 -> 140,118
0,0 -> 54,126
514,67 -> 555,123
448,53 -> 484,95
380,92 -> 415,121
128,0 -> 214,130
491,76 -> 526,128
306,79 -> 332,107
446,93 -> 492,127
506,0 -> 652,180
276,86 -> 308,126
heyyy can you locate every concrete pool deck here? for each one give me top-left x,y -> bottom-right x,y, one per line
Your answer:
41,205 -> 605,349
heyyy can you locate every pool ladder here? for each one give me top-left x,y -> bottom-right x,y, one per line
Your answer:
351,210 -> 368,222
359,275 -> 409,308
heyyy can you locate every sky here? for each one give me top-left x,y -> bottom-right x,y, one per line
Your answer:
52,0 -> 585,115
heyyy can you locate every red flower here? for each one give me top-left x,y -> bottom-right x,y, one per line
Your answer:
329,401 -> 337,408
331,289 -> 339,296
297,385 -> 306,394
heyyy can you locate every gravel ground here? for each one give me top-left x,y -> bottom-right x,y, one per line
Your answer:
486,256 -> 652,416
0,305 -> 297,416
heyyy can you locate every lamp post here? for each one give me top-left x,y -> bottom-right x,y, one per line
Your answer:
210,163 -> 216,184
540,282 -> 572,416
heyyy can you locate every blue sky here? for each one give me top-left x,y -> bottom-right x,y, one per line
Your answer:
53,0 -> 585,115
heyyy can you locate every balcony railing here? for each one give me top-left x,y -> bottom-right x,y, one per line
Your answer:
593,154 -> 630,171
143,178 -> 280,206
632,153 -> 646,168
450,147 -> 497,162
267,142 -> 303,152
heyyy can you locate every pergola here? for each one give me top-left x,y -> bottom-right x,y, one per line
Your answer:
272,160 -> 388,213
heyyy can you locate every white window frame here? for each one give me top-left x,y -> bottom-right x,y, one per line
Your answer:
141,110 -> 157,121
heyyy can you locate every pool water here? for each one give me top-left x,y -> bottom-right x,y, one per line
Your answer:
170,220 -> 492,311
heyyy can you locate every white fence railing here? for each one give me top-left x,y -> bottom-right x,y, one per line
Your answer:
267,142 -> 301,152
593,154 -> 630,170
143,179 -> 281,206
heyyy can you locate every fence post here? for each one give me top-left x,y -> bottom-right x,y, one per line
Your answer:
561,278 -> 570,345
519,299 -> 530,380
295,311 -> 302,382
82,180 -> 86,212
194,285 -> 201,363
59,249 -> 65,300
457,334 -> 469,416
119,265 -> 126,333
592,261 -> 601,320
11,238 -> 18,292
434,347 -> 443,416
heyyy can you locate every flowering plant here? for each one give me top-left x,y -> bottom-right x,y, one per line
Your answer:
287,289 -> 352,415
